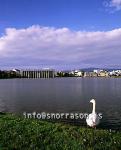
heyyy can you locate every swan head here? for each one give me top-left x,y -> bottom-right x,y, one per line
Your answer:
90,99 -> 95,104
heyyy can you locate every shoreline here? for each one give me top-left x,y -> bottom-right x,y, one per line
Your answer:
0,76 -> 121,79
0,113 -> 121,149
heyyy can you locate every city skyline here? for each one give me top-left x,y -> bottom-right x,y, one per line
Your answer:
0,0 -> 121,69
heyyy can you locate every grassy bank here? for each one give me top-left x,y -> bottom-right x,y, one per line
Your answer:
0,114 -> 121,150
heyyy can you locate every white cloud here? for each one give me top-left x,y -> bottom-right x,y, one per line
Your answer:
104,0 -> 121,11
110,0 -> 121,10
0,25 -> 121,69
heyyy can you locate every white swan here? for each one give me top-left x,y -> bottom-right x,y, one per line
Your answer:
86,99 -> 100,128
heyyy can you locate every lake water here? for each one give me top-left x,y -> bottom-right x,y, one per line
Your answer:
0,78 -> 121,130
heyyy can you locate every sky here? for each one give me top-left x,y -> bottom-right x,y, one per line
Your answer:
0,0 -> 121,70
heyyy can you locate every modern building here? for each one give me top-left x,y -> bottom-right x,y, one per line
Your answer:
20,69 -> 55,78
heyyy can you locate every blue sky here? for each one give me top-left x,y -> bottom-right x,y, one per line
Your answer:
0,0 -> 121,69
0,0 -> 121,32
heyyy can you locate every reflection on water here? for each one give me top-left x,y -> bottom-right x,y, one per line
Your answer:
0,78 -> 121,130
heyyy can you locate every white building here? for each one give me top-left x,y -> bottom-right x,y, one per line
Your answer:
21,69 -> 55,78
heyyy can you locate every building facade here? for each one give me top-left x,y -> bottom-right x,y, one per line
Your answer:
21,69 -> 55,78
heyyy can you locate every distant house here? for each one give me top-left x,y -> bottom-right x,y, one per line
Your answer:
84,72 -> 91,77
91,72 -> 98,77
109,70 -> 121,76
74,70 -> 83,77
98,70 -> 109,77
84,72 -> 98,77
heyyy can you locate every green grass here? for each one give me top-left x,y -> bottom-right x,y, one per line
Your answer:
0,113 -> 121,150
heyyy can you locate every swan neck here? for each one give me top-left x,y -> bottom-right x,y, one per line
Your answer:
92,102 -> 96,113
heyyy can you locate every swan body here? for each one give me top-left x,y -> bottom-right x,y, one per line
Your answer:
86,99 -> 100,127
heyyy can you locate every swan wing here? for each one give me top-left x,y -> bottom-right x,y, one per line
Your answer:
86,113 -> 100,127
